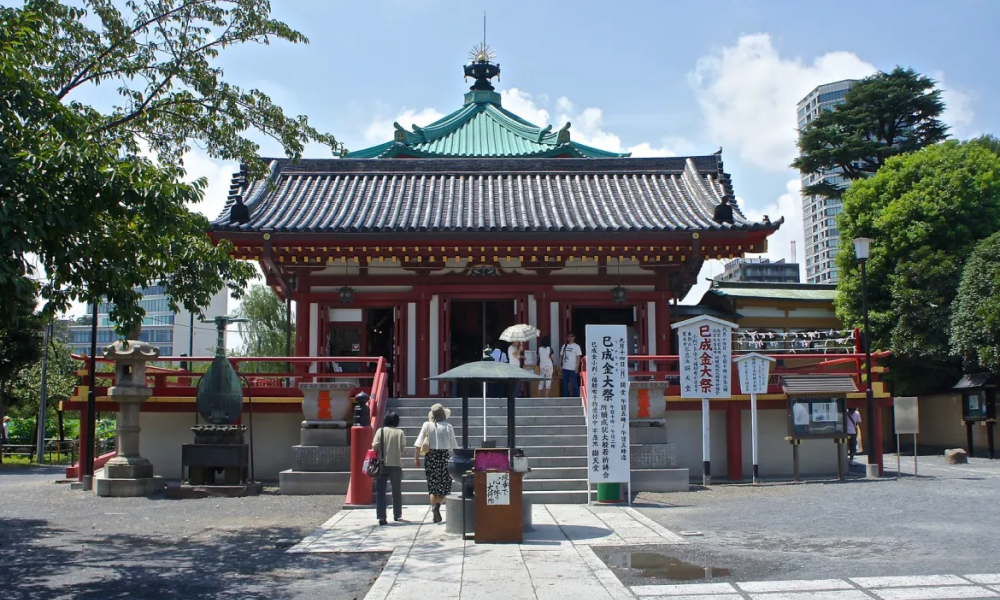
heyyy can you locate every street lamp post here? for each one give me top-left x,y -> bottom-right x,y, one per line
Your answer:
853,237 -> 879,478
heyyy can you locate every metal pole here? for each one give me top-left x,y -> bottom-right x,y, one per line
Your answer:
914,433 -> 918,476
189,311 -> 194,357
36,320 -> 53,463
84,299 -> 99,486
702,397 -> 710,486
750,393 -> 759,484
285,292 -> 292,378
860,260 -> 878,478
896,434 -> 901,479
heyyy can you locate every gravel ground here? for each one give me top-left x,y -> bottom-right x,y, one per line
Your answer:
619,454 -> 1000,586
0,468 -> 386,600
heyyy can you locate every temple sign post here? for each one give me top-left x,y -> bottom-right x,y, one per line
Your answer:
673,316 -> 737,487
734,353 -> 775,484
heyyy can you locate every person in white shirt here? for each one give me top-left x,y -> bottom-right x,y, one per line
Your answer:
414,404 -> 459,523
537,336 -> 554,397
846,407 -> 861,463
507,341 -> 523,367
560,333 -> 583,397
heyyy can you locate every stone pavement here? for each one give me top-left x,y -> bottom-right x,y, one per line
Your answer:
289,503 -> 686,600
631,575 -> 1000,599
289,503 -> 1000,600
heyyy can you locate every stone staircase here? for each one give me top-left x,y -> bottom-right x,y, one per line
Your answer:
389,396 -> 591,504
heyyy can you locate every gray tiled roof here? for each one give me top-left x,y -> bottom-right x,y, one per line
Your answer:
781,374 -> 859,395
211,156 -> 778,234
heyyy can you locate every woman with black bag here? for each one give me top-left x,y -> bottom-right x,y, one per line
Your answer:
370,411 -> 406,525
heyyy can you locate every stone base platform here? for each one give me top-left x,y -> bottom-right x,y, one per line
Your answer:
164,481 -> 263,499
95,475 -> 166,497
444,496 -> 534,536
630,468 -> 690,492
279,470 -> 350,495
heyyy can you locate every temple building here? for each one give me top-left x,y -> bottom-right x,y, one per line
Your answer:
209,50 -> 783,398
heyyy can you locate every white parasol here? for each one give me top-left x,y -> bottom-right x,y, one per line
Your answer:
499,324 -> 540,343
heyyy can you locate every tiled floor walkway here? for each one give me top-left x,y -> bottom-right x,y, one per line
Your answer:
290,506 -> 1000,600
289,503 -> 685,600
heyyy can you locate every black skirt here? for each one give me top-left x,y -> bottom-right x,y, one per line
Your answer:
424,449 -> 452,497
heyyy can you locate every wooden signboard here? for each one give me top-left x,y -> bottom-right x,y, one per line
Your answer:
474,470 -> 523,544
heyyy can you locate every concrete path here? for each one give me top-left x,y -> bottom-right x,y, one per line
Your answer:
289,503 -> 685,600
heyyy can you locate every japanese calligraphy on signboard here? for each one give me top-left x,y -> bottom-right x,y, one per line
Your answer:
734,353 -> 775,395
672,316 -> 738,399
485,472 -> 510,505
585,325 -> 631,484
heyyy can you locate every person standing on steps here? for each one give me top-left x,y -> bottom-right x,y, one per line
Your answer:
414,403 -> 459,523
371,411 -> 406,526
537,336 -> 554,398
560,332 -> 583,397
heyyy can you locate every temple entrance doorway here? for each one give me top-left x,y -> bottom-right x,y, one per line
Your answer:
447,300 -> 516,368
367,307 -> 395,395
570,306 -> 639,354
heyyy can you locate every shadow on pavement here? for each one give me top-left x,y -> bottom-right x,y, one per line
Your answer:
2,516 -> 387,600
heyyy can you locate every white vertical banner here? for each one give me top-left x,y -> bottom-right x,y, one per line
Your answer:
672,316 -> 737,486
585,325 -> 631,485
734,353 -> 775,484
672,316 -> 737,399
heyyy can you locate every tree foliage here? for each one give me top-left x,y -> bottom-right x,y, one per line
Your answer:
835,141 -> 1000,393
1,1 -> 343,333
0,292 -> 44,458
951,232 -> 1000,375
233,284 -> 293,373
792,67 -> 948,200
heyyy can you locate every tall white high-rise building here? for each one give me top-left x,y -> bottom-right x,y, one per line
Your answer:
797,79 -> 857,284
68,285 -> 228,357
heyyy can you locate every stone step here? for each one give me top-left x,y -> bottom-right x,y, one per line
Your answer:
394,434 -> 587,447
397,489 -> 590,505
398,465 -> 588,481
396,415 -> 586,426
394,424 -> 587,436
391,397 -> 582,407
390,407 -> 582,418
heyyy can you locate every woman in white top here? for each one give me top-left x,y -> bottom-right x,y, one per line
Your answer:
507,341 -> 523,367
537,335 -> 554,397
414,403 -> 459,523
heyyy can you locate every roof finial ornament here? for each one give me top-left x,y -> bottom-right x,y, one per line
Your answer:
464,11 -> 500,96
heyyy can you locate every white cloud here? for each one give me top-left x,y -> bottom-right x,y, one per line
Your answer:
740,179 -> 805,277
501,88 -> 551,127
689,33 -> 875,171
363,107 -> 446,144
934,72 -> 976,138
553,98 -> 695,157
364,90 -> 695,159
181,147 -> 238,222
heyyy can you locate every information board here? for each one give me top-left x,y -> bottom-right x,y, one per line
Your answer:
788,397 -> 846,438
673,316 -> 737,399
894,397 -> 920,434
585,324 -> 631,484
734,353 -> 775,395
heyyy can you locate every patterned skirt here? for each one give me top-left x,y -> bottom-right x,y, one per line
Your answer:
424,449 -> 452,497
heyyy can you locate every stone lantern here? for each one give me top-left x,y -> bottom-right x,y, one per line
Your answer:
95,339 -> 166,497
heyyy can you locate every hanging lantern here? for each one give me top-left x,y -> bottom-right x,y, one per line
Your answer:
610,285 -> 627,304
339,286 -> 355,304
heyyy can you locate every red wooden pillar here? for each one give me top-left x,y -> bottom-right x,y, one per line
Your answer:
726,402 -> 743,482
77,407 -> 89,481
295,297 -> 310,377
874,401 -> 885,476
656,295 -> 672,355
417,293 -> 430,397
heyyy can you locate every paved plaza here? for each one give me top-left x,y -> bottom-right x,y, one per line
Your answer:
5,456 -> 1000,598
290,504 -> 685,600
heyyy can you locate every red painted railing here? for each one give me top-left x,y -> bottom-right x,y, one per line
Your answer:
67,354 -> 390,481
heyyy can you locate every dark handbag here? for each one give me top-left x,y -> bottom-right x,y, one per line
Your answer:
366,425 -> 386,478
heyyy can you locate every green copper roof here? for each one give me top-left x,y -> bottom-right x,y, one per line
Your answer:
705,283 -> 837,302
348,97 -> 629,159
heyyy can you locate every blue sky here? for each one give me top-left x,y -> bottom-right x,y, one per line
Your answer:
59,0 -> 1000,314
